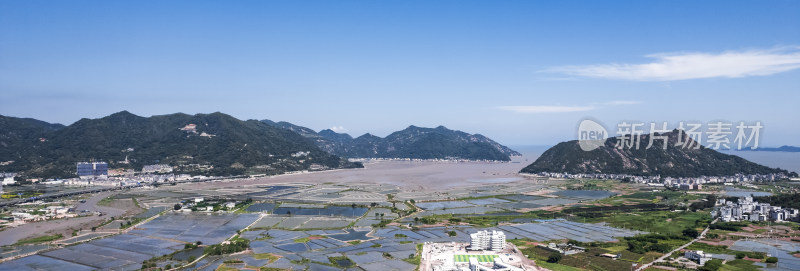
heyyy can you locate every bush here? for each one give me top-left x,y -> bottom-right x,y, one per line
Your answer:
547,253 -> 562,263
765,257 -> 778,263
419,217 -> 436,224
567,239 -> 584,246
371,219 -> 392,228
735,252 -> 746,259
683,228 -> 700,238
749,252 -> 766,259
699,259 -> 722,271
709,222 -> 747,231
649,243 -> 672,253
204,238 -> 250,255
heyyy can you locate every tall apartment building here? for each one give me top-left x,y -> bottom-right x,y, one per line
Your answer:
469,230 -> 506,251
77,162 -> 108,179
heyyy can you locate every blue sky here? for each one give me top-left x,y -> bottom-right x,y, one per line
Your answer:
1,1 -> 799,146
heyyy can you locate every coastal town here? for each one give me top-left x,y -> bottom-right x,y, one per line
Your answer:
1,1 -> 799,270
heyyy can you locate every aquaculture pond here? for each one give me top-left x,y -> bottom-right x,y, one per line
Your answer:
273,206 -> 368,217
171,247 -> 204,261
327,229 -> 371,241
553,190 -> 617,199
730,239 -> 800,271
333,258 -> 353,267
245,185 -> 297,197
245,203 -> 277,212
133,206 -> 167,219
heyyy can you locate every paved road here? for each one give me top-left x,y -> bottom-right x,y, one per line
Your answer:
635,218 -> 718,271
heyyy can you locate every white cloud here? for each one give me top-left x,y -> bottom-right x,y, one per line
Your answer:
497,105 -> 596,113
330,126 -> 348,133
545,47 -> 800,81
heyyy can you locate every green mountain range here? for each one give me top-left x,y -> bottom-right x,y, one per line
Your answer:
0,111 -> 360,178
521,130 -> 795,177
261,121 -> 521,161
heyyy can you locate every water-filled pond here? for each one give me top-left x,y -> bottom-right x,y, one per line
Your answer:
333,258 -> 352,267
171,247 -> 204,261
133,206 -> 167,219
553,190 -> 617,199
245,203 -> 277,212
327,229 -> 371,241
245,186 -> 296,197
273,206 -> 368,217
729,239 -> 800,270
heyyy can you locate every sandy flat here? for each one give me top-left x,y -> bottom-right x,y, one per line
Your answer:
189,156 -> 533,192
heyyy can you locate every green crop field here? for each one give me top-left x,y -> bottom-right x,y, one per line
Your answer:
454,254 -> 498,262
583,210 -> 710,235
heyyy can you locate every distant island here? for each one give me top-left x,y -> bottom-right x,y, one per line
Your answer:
739,145 -> 800,152
521,130 -> 795,178
262,120 -> 520,161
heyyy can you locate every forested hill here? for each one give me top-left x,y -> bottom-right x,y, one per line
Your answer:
261,121 -> 521,161
521,130 -> 794,177
0,111 -> 360,178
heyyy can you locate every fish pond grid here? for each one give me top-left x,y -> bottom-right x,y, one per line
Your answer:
1,213 -> 643,270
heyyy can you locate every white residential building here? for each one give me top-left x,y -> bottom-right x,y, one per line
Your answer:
490,231 -> 506,251
2,173 -> 16,185
713,196 -> 798,222
470,231 -> 489,250
469,230 -> 506,251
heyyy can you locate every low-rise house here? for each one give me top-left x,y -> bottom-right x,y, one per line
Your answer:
685,250 -> 712,265
11,212 -> 37,221
600,253 -> 620,259
538,242 -> 586,255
